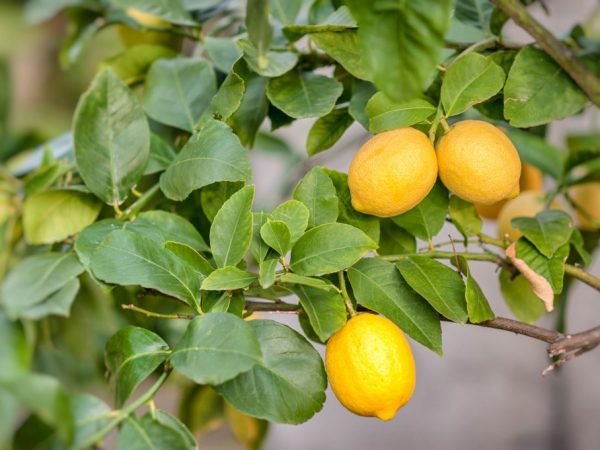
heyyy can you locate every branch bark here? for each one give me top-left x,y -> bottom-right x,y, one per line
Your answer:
492,0 -> 600,106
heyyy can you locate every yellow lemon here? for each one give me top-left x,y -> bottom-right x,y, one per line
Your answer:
497,191 -> 564,241
569,182 -> 600,230
325,314 -> 416,421
118,8 -> 180,48
476,163 -> 543,219
348,128 -> 437,217
437,120 -> 521,205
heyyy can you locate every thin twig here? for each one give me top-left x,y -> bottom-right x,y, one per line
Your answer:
122,304 -> 194,320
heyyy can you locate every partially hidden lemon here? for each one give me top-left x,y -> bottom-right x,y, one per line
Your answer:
325,314 -> 416,421
476,163 -> 543,219
348,128 -> 437,217
437,120 -> 521,205
569,182 -> 600,230
497,191 -> 564,241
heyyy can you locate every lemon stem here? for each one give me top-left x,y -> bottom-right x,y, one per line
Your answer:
440,118 -> 451,133
338,271 -> 357,317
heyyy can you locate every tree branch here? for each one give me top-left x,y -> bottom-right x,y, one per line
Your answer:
492,0 -> 600,106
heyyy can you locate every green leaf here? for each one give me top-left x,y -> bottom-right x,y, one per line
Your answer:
74,219 -> 123,269
290,223 -> 377,276
504,46 -> 588,128
455,0 -> 493,30
348,258 -> 442,354
204,36 -> 243,73
246,0 -> 272,70
89,229 -> 201,309
346,0 -> 453,101
365,94 -> 435,134
324,168 -> 380,242
215,320 -> 326,424
349,81 -> 376,129
144,57 -> 217,132
117,413 -> 195,450
105,327 -> 170,407
224,403 -> 269,450
128,210 -> 209,252
110,0 -> 196,25
279,273 -> 339,291
512,210 -> 573,258
306,107 -> 353,155
160,120 -> 252,201
287,284 -> 346,341
170,313 -> 261,384
260,220 -> 292,255
378,220 -> 416,256
23,189 -> 102,245
178,384 -> 224,434
200,181 -> 244,223
270,0 -> 302,24
515,239 -> 568,294
266,71 -> 343,119
499,269 -> 545,324
145,133 -> 176,175
0,389 -> 18,449
165,242 -> 215,278
237,39 -> 298,78
201,267 -> 257,290
1,252 -> 83,320
259,257 -> 278,288
392,181 -> 449,241
251,212 -> 271,263
73,68 -> 149,205
396,256 -> 468,323
271,200 -> 309,243
71,394 -> 113,450
504,127 -> 565,179
0,313 -> 31,381
454,256 -> 494,323
448,195 -> 483,242
18,278 -> 80,320
210,185 -> 254,268
441,52 -> 505,117
293,167 -> 339,229
565,133 -> 600,172
209,71 -> 245,121
100,44 -> 177,86
310,30 -> 370,80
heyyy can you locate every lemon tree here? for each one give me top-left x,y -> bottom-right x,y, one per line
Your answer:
1,0 -> 600,448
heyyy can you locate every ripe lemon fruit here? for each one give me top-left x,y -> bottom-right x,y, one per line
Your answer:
118,8 -> 180,48
348,128 -> 437,217
325,314 -> 416,420
437,120 -> 521,205
569,182 -> 600,230
497,191 -> 563,241
476,164 -> 543,219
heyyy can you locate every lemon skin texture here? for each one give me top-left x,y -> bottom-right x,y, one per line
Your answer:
437,120 -> 521,205
325,314 -> 416,421
570,182 -> 600,230
118,8 -> 180,48
497,191 -> 564,241
348,128 -> 437,218
476,163 -> 543,219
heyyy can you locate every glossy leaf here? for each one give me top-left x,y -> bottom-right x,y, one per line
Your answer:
348,258 -> 442,353
396,256 -> 468,323
160,120 -> 251,201
306,108 -> 353,155
293,167 -> 339,229
201,181 -> 245,223
105,327 -> 170,406
251,212 -> 271,263
165,242 -> 214,278
117,413 -> 195,450
170,313 -> 261,384
238,39 -> 298,78
270,200 -> 309,243
290,223 -> 377,276
210,185 -> 254,268
455,256 -> 494,323
201,266 -> 257,291
260,220 -> 292,255
73,68 -> 149,205
310,30 -> 370,80
215,320 -> 326,424
366,94 -> 435,134
378,220 -> 416,256
280,273 -> 339,291
511,210 -> 573,258
259,257 -> 278,288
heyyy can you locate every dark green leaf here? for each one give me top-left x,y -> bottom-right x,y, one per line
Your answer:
392,181 -> 449,241
378,220 -> 416,256
145,133 -> 176,175
499,269 -> 545,324
441,52 -> 505,117
144,57 -> 217,132
165,242 -> 214,278
293,167 -> 339,229
105,327 -> 170,406
215,320 -> 326,424
200,181 -> 244,223
307,108 -> 353,155
512,210 -> 573,258
280,273 -> 339,291
170,313 -> 261,384
448,195 -> 483,242
565,133 -> 600,172
287,284 -> 346,341
396,256 -> 468,323
238,39 -> 298,78
271,200 -> 309,243
349,81 -> 376,129
73,68 -> 149,205
504,127 -> 565,179
160,120 -> 252,201
310,30 -> 370,80
455,0 -> 493,30
74,219 -> 123,269
117,413 -> 195,450
290,223 -> 377,276
246,0 -> 272,71
455,256 -> 494,323
366,94 -> 435,134
201,266 -> 257,290
266,71 -> 343,119
209,71 -> 245,121
210,185 -> 254,268
515,239 -> 568,294
251,212 -> 271,263
348,258 -> 442,353
205,36 -> 243,73
504,46 -> 587,128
